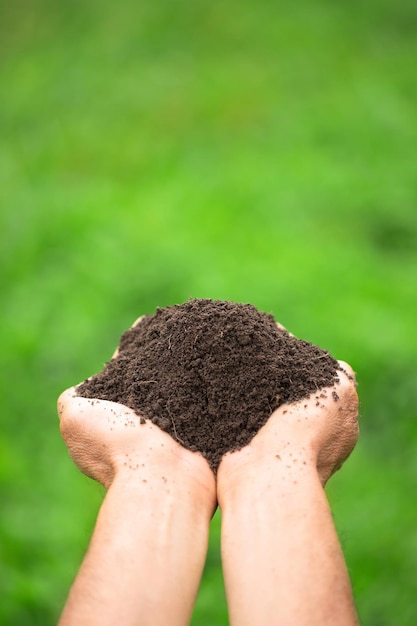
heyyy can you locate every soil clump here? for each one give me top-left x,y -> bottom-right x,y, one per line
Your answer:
77,299 -> 341,471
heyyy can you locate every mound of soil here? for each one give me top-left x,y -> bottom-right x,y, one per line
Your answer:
77,299 -> 341,471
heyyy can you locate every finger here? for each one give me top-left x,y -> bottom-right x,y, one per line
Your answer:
111,315 -> 145,359
275,322 -> 294,337
57,385 -> 104,421
57,386 -> 80,421
335,361 -> 360,425
131,315 -> 145,328
337,360 -> 357,385
57,385 -> 138,426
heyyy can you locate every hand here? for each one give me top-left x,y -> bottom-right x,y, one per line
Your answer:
58,390 -> 217,512
57,314 -> 216,511
217,360 -> 359,502
57,393 -> 217,626
217,359 -> 360,626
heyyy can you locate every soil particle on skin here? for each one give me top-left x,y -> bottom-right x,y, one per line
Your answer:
77,299 -> 342,471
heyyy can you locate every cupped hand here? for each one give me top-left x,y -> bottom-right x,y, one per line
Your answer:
217,360 -> 359,500
57,314 -> 216,511
58,389 -> 216,508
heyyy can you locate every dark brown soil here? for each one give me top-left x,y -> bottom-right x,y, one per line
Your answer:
77,299 -> 341,471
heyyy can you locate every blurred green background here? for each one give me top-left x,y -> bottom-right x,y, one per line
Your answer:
1,0 -> 416,624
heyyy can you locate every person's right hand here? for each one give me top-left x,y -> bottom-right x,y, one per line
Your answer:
57,313 -> 217,515
58,389 -> 215,504
217,360 -> 359,504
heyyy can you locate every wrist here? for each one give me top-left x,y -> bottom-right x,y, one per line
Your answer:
217,444 -> 320,510
111,448 -> 217,518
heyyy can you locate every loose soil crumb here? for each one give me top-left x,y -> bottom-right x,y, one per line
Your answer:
77,299 -> 341,471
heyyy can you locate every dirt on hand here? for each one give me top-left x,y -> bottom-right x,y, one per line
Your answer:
77,299 -> 341,471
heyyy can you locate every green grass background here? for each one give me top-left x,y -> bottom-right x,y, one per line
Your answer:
1,0 -> 416,623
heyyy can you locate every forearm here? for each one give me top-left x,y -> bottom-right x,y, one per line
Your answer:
59,473 -> 212,626
220,460 -> 358,626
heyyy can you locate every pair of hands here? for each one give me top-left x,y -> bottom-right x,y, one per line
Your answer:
57,323 -> 359,513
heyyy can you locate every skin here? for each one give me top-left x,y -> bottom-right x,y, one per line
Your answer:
58,316 -> 359,625
57,389 -> 216,626
217,361 -> 359,626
